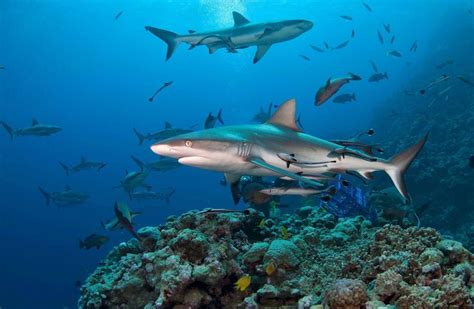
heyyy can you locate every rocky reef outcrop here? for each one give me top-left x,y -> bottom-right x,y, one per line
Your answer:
79,207 -> 474,308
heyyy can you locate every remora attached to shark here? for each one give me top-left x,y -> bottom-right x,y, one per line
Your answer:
145,12 -> 313,63
151,99 -> 428,203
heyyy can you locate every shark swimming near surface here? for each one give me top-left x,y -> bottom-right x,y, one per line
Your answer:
151,99 -> 428,204
145,11 -> 313,63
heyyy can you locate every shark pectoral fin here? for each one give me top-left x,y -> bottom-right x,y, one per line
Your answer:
208,44 -> 220,54
248,157 -> 324,188
224,173 -> 241,205
254,44 -> 272,64
259,27 -> 275,40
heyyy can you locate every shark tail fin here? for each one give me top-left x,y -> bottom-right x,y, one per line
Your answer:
0,121 -> 14,140
348,72 -> 362,80
145,26 -> 180,61
386,133 -> 428,203
38,187 -> 51,206
217,108 -> 224,124
130,155 -> 146,171
59,162 -> 70,176
133,128 -> 146,146
97,163 -> 106,172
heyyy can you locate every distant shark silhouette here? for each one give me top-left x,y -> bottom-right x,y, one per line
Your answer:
145,11 -> 313,63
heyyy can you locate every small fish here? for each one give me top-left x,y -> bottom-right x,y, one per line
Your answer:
0,65 -> 4,70
370,59 -> 378,73
368,72 -> 388,82
435,59 -> 453,69
333,93 -> 356,103
362,1 -> 372,12
281,226 -> 289,240
388,50 -> 402,57
188,29 -> 196,34
332,40 -> 349,50
383,23 -> 391,33
148,81 -> 173,102
234,275 -> 251,292
390,35 -> 395,44
324,41 -> 330,49
419,74 -> 450,95
258,218 -> 266,228
265,261 -> 277,276
409,40 -> 418,52
299,54 -> 311,61
340,15 -> 353,21
351,29 -> 355,38
115,11 -> 123,20
310,44 -> 325,52
315,73 -> 362,106
205,108 -> 224,129
261,187 -> 327,196
469,156 -> 474,168
377,30 -> 384,44
79,234 -> 108,250
457,75 -> 474,87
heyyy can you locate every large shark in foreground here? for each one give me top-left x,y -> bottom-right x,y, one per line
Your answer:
151,100 -> 427,204
145,12 -> 313,63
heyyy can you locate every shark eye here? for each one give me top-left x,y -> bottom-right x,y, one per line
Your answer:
185,140 -> 193,148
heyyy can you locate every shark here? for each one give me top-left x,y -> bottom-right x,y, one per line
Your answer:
145,11 -> 313,63
59,157 -> 107,175
151,99 -> 428,204
131,155 -> 181,173
1,118 -> 62,140
114,170 -> 151,198
39,185 -> 90,207
134,122 -> 193,146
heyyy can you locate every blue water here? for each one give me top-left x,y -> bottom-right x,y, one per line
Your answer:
0,0 -> 472,307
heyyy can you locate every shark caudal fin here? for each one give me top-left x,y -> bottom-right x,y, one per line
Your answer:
217,108 -> 224,124
0,121 -> 14,140
59,162 -> 70,176
38,187 -> 51,206
133,128 -> 146,146
145,26 -> 180,60
385,133 -> 428,203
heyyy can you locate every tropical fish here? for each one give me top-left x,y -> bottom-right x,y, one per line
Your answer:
332,40 -> 350,50
265,261 -> 277,276
133,122 -> 192,145
39,185 -> 89,207
205,109 -> 224,129
145,11 -> 313,63
315,73 -> 362,106
131,155 -> 180,172
114,202 -> 141,240
0,119 -> 62,140
151,99 -> 428,203
370,59 -> 378,73
59,157 -> 106,175
281,226 -> 289,239
377,30 -> 384,44
299,54 -> 311,61
368,72 -> 388,82
234,275 -> 251,291
324,41 -> 330,49
333,93 -> 356,103
419,74 -> 450,95
131,188 -> 175,204
387,50 -> 402,57
79,234 -> 108,250
390,35 -> 395,44
252,102 -> 273,123
114,11 -> 123,20
409,40 -> 418,52
340,15 -> 353,21
362,1 -> 373,12
351,29 -> 355,38
310,44 -> 325,53
148,81 -> 173,102
383,23 -> 391,33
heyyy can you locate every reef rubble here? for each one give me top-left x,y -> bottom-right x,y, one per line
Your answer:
79,207 -> 474,308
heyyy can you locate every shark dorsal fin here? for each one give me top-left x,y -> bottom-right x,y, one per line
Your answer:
32,118 -> 39,126
65,185 -> 72,191
164,121 -> 172,129
266,99 -> 301,132
232,12 -> 250,27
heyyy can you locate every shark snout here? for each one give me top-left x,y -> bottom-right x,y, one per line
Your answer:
151,143 -> 180,158
298,20 -> 313,31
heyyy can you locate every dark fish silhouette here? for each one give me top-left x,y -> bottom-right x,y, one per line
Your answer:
383,23 -> 391,33
368,72 -> 388,82
377,30 -> 384,44
333,93 -> 356,103
310,44 -> 325,52
115,11 -> 123,20
409,40 -> 418,52
458,75 -> 474,87
315,73 -> 362,106
370,59 -> 378,73
149,81 -> 173,102
340,15 -> 353,21
388,50 -> 402,57
362,1 -> 373,12
351,29 -> 355,38
299,54 -> 311,61
79,234 -> 108,250
419,74 -> 450,95
324,41 -> 330,49
390,35 -> 395,44
205,109 -> 224,129
332,40 -> 350,50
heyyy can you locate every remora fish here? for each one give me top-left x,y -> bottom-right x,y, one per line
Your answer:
79,234 -> 108,250
114,202 -> 141,240
148,81 -> 173,102
362,1 -> 373,12
368,72 -> 388,82
59,157 -> 106,175
252,102 -> 273,123
205,109 -> 224,129
310,44 -> 325,52
145,11 -> 313,64
458,75 -> 474,87
419,74 -> 450,95
0,119 -> 62,140
332,40 -> 350,50
333,93 -> 356,103
131,155 -> 180,172
133,122 -> 192,145
299,54 -> 311,61
259,186 -> 335,197
315,73 -> 362,106
131,188 -> 175,204
39,185 -> 90,207
151,99 -> 428,203
340,15 -> 353,21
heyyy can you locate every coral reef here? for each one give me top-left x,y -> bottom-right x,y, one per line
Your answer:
79,207 -> 474,308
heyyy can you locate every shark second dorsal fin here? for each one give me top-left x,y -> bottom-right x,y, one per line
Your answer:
266,99 -> 301,131
232,12 -> 250,27
32,118 -> 39,126
164,121 -> 172,129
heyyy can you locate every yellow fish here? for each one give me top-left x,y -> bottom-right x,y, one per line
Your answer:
265,261 -> 277,276
258,218 -> 265,228
234,274 -> 251,292
281,226 -> 289,240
